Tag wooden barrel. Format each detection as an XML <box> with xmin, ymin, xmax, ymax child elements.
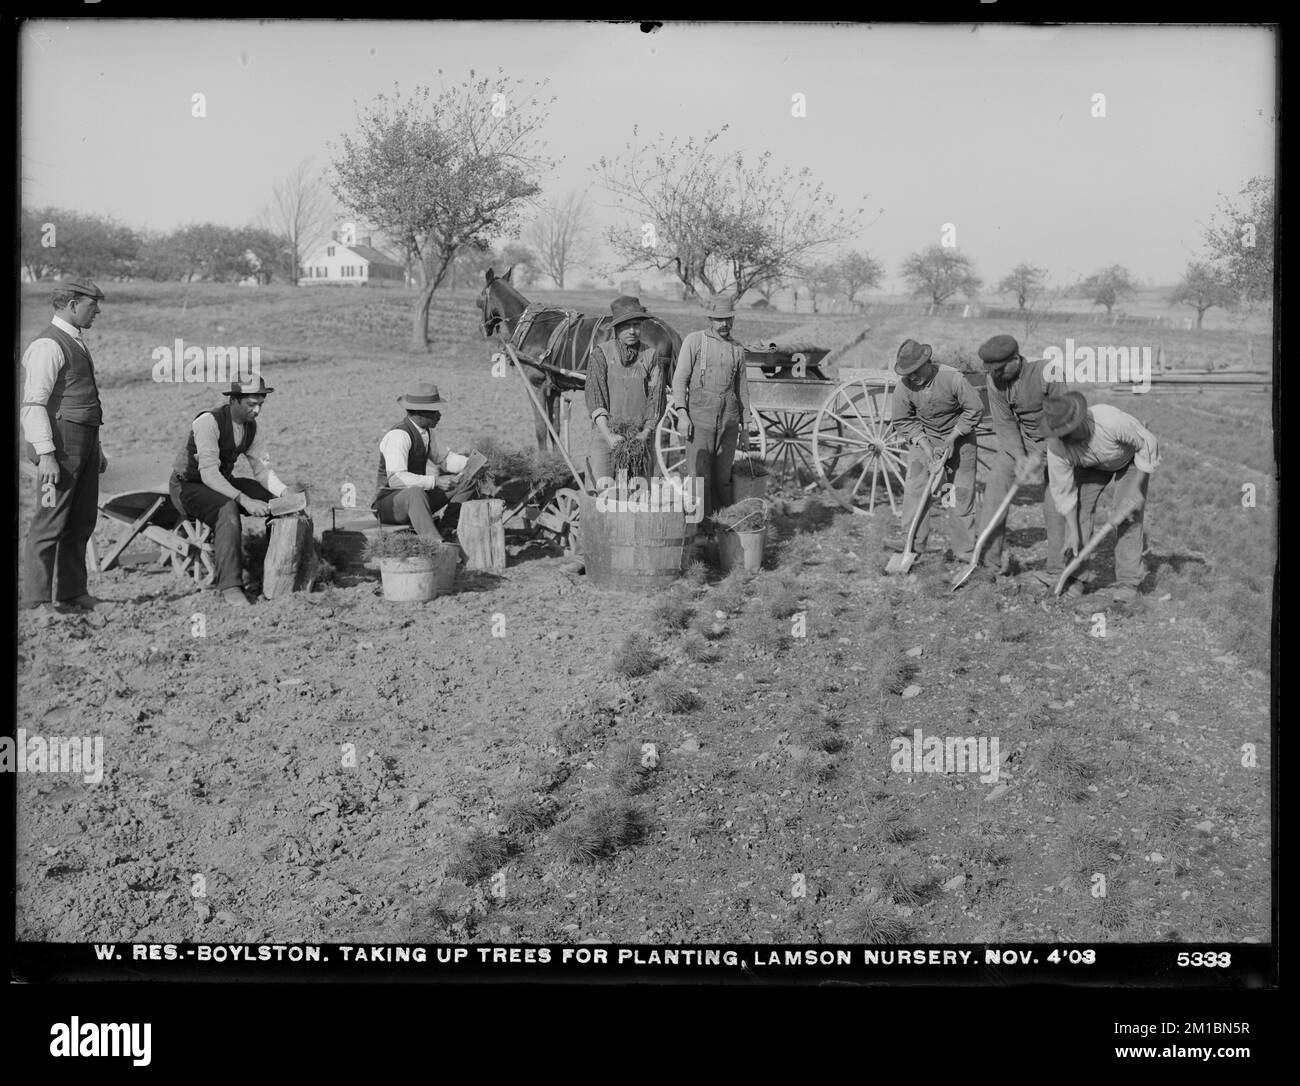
<box><xmin>580</xmin><ymin>490</ymin><xmax>690</xmax><ymax>592</ymax></box>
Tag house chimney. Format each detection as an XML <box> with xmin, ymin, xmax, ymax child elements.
<box><xmin>361</xmin><ymin>235</ymin><xmax>372</xmax><ymax>248</ymax></box>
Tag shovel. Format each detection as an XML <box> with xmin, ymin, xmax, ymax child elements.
<box><xmin>885</xmin><ymin>456</ymin><xmax>947</xmax><ymax>575</ymax></box>
<box><xmin>1054</xmin><ymin>495</ymin><xmax>1142</xmax><ymax>596</ymax></box>
<box><xmin>951</xmin><ymin>451</ymin><xmax>1044</xmax><ymax>592</ymax></box>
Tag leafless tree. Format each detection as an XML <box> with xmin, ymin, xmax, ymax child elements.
<box><xmin>593</xmin><ymin>126</ymin><xmax>864</xmax><ymax>303</ymax></box>
<box><xmin>526</xmin><ymin>190</ymin><xmax>593</xmax><ymax>288</ymax></box>
<box><xmin>260</xmin><ymin>158</ymin><xmax>336</xmax><ymax>286</ymax></box>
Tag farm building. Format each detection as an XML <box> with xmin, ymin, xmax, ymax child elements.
<box><xmin>299</xmin><ymin>233</ymin><xmax>406</xmax><ymax>286</ymax></box>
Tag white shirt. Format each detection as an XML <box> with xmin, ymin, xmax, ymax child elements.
<box><xmin>191</xmin><ymin>411</ymin><xmax>287</xmax><ymax>501</ymax></box>
<box><xmin>379</xmin><ymin>426</ymin><xmax>469</xmax><ymax>490</ymax></box>
<box><xmin>1047</xmin><ymin>404</ymin><xmax>1160</xmax><ymax>517</ymax></box>
<box><xmin>20</xmin><ymin>316</ymin><xmax>94</xmax><ymax>455</ymax></box>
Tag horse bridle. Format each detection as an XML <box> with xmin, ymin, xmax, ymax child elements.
<box><xmin>481</xmin><ymin>280</ymin><xmax>501</xmax><ymax>340</ymax></box>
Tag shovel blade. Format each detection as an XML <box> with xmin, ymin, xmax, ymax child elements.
<box><xmin>950</xmin><ymin>564</ymin><xmax>976</xmax><ymax>592</ymax></box>
<box><xmin>886</xmin><ymin>552</ymin><xmax>917</xmax><ymax>575</ymax></box>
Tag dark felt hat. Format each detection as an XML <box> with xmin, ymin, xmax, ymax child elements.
<box><xmin>979</xmin><ymin>334</ymin><xmax>1022</xmax><ymax>366</ymax></box>
<box><xmin>222</xmin><ymin>375</ymin><xmax>275</xmax><ymax>397</ymax></box>
<box><xmin>704</xmin><ymin>294</ymin><xmax>736</xmax><ymax>318</ymax></box>
<box><xmin>1043</xmin><ymin>391</ymin><xmax>1089</xmax><ymax>438</ymax></box>
<box><xmin>894</xmin><ymin>339</ymin><xmax>934</xmax><ymax>375</ymax></box>
<box><xmin>610</xmin><ymin>296</ymin><xmax>651</xmax><ymax>328</ymax></box>
<box><xmin>397</xmin><ymin>382</ymin><xmax>450</xmax><ymax>411</ymax></box>
<box><xmin>61</xmin><ymin>278</ymin><xmax>105</xmax><ymax>300</ymax></box>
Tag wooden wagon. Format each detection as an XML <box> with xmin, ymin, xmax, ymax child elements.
<box><xmin>656</xmin><ymin>334</ymin><xmax>996</xmax><ymax>516</ymax></box>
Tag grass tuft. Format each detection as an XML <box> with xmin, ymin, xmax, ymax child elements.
<box><xmin>611</xmin><ymin>633</ymin><xmax>664</xmax><ymax>678</ymax></box>
<box><xmin>648</xmin><ymin>675</ymin><xmax>700</xmax><ymax>713</ymax></box>
<box><xmin>651</xmin><ymin>595</ymin><xmax>695</xmax><ymax>632</ymax></box>
<box><xmin>446</xmin><ymin>828</ymin><xmax>509</xmax><ymax>884</ymax></box>
<box><xmin>841</xmin><ymin>902</ymin><xmax>914</xmax><ymax>944</ymax></box>
<box><xmin>680</xmin><ymin>631</ymin><xmax>721</xmax><ymax>663</ymax></box>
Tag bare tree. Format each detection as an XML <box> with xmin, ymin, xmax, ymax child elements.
<box><xmin>331</xmin><ymin>72</ymin><xmax>557</xmax><ymax>350</ymax></box>
<box><xmin>1075</xmin><ymin>264</ymin><xmax>1136</xmax><ymax>317</ymax></box>
<box><xmin>526</xmin><ymin>190</ymin><xmax>593</xmax><ymax>288</ymax></box>
<box><xmin>260</xmin><ymin>158</ymin><xmax>335</xmax><ymax>286</ymax></box>
<box><xmin>833</xmin><ymin>250</ymin><xmax>885</xmax><ymax>308</ymax></box>
<box><xmin>995</xmin><ymin>262</ymin><xmax>1048</xmax><ymax>311</ymax></box>
<box><xmin>593</xmin><ymin>126</ymin><xmax>865</xmax><ymax>303</ymax></box>
<box><xmin>1169</xmin><ymin>261</ymin><xmax>1237</xmax><ymax>330</ymax></box>
<box><xmin>799</xmin><ymin>261</ymin><xmax>843</xmax><ymax>314</ymax></box>
<box><xmin>1203</xmin><ymin>176</ymin><xmax>1274</xmax><ymax>308</ymax></box>
<box><xmin>900</xmin><ymin>245</ymin><xmax>983</xmax><ymax>306</ymax></box>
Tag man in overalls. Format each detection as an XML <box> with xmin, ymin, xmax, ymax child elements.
<box><xmin>584</xmin><ymin>296</ymin><xmax>669</xmax><ymax>486</ymax></box>
<box><xmin>670</xmin><ymin>294</ymin><xmax>752</xmax><ymax>532</ymax></box>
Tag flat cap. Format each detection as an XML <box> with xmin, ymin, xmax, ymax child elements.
<box><xmin>978</xmin><ymin>334</ymin><xmax>1021</xmax><ymax>365</ymax></box>
<box><xmin>60</xmin><ymin>278</ymin><xmax>105</xmax><ymax>300</ymax></box>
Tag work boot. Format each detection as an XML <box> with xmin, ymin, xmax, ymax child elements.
<box><xmin>58</xmin><ymin>594</ymin><xmax>108</xmax><ymax>613</ymax></box>
<box><xmin>222</xmin><ymin>587</ymin><xmax>253</xmax><ymax>607</ymax></box>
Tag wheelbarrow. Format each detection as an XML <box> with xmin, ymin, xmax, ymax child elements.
<box><xmin>89</xmin><ymin>455</ymin><xmax>303</xmax><ymax>588</ymax></box>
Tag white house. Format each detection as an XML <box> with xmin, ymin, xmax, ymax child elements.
<box><xmin>300</xmin><ymin>231</ymin><xmax>406</xmax><ymax>286</ymax></box>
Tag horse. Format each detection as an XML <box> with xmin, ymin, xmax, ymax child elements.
<box><xmin>477</xmin><ymin>267</ymin><xmax>683</xmax><ymax>455</ymax></box>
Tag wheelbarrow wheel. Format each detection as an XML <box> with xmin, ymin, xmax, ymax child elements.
<box><xmin>171</xmin><ymin>518</ymin><xmax>217</xmax><ymax>587</ymax></box>
<box><xmin>538</xmin><ymin>488</ymin><xmax>582</xmax><ymax>556</ymax></box>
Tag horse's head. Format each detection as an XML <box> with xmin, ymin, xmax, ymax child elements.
<box><xmin>478</xmin><ymin>266</ymin><xmax>523</xmax><ymax>340</ymax></box>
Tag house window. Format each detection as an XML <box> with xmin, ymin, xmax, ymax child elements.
<box><xmin>320</xmin><ymin>267</ymin><xmax>327</xmax><ymax>278</ymax></box>
<box><xmin>327</xmin><ymin>246</ymin><xmax>335</xmax><ymax>257</ymax></box>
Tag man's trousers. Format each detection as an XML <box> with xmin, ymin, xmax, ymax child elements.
<box><xmin>23</xmin><ymin>420</ymin><xmax>100</xmax><ymax>606</ymax></box>
<box><xmin>170</xmin><ymin>476</ymin><xmax>274</xmax><ymax>591</ymax></box>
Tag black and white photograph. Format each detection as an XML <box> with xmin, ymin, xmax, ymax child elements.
<box><xmin>11</xmin><ymin>16</ymin><xmax>1276</xmax><ymax>1012</ymax></box>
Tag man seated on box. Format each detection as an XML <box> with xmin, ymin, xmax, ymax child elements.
<box><xmin>372</xmin><ymin>383</ymin><xmax>470</xmax><ymax>543</ymax></box>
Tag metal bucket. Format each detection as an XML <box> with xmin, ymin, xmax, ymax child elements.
<box><xmin>717</xmin><ymin>527</ymin><xmax>767</xmax><ymax>572</ymax></box>
<box><xmin>379</xmin><ymin>544</ymin><xmax>458</xmax><ymax>601</ymax></box>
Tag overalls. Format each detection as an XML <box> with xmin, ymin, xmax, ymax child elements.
<box><xmin>588</xmin><ymin>346</ymin><xmax>658</xmax><ymax>484</ymax></box>
<box><xmin>683</xmin><ymin>336</ymin><xmax>747</xmax><ymax>526</ymax></box>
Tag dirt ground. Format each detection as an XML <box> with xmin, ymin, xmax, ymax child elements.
<box><xmin>14</xmin><ymin>285</ymin><xmax>1273</xmax><ymax>945</ymax></box>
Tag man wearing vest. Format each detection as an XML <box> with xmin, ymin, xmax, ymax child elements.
<box><xmin>1042</xmin><ymin>391</ymin><xmax>1159</xmax><ymax>604</ymax></box>
<box><xmin>20</xmin><ymin>279</ymin><xmax>110</xmax><ymax>613</ymax></box>
<box><xmin>169</xmin><ymin>376</ymin><xmax>291</xmax><ymax>607</ymax></box>
<box><xmin>373</xmin><ymin>383</ymin><xmax>469</xmax><ymax>543</ymax></box>
<box><xmin>976</xmin><ymin>334</ymin><xmax>1073</xmax><ymax>591</ymax></box>
<box><xmin>890</xmin><ymin>339</ymin><xmax>984</xmax><ymax>565</ymax></box>
<box><xmin>584</xmin><ymin>296</ymin><xmax>669</xmax><ymax>485</ymax></box>
<box><xmin>670</xmin><ymin>294</ymin><xmax>752</xmax><ymax>531</ymax></box>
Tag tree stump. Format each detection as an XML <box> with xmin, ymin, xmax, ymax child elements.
<box><xmin>458</xmin><ymin>499</ymin><xmax>506</xmax><ymax>571</ymax></box>
<box><xmin>262</xmin><ymin>513</ymin><xmax>319</xmax><ymax>599</ymax></box>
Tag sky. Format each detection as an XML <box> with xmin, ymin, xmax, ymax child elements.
<box><xmin>20</xmin><ymin>20</ymin><xmax>1277</xmax><ymax>290</ymax></box>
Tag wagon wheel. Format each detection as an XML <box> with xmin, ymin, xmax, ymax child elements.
<box><xmin>754</xmin><ymin>408</ymin><xmax>842</xmax><ymax>482</ymax></box>
<box><xmin>654</xmin><ymin>407</ymin><xmax>690</xmax><ymax>499</ymax></box>
<box><xmin>812</xmin><ymin>377</ymin><xmax>908</xmax><ymax>516</ymax></box>
<box><xmin>170</xmin><ymin>518</ymin><xmax>217</xmax><ymax>587</ymax></box>
<box><xmin>746</xmin><ymin>406</ymin><xmax>767</xmax><ymax>461</ymax></box>
<box><xmin>538</xmin><ymin>488</ymin><xmax>582</xmax><ymax>556</ymax></box>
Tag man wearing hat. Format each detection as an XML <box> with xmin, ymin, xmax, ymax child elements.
<box><xmin>976</xmin><ymin>334</ymin><xmax>1071</xmax><ymax>589</ymax></box>
<box><xmin>584</xmin><ymin>296</ymin><xmax>670</xmax><ymax>485</ymax></box>
<box><xmin>20</xmin><ymin>279</ymin><xmax>110</xmax><ymax>613</ymax></box>
<box><xmin>890</xmin><ymin>339</ymin><xmax>984</xmax><ymax>564</ymax></box>
<box><xmin>1042</xmin><ymin>391</ymin><xmax>1159</xmax><ymax>603</ymax></box>
<box><xmin>170</xmin><ymin>376</ymin><xmax>294</xmax><ymax>606</ymax></box>
<box><xmin>670</xmin><ymin>294</ymin><xmax>752</xmax><ymax>528</ymax></box>
<box><xmin>372</xmin><ymin>383</ymin><xmax>470</xmax><ymax>544</ymax></box>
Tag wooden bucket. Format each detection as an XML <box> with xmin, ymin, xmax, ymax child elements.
<box><xmin>717</xmin><ymin>527</ymin><xmax>767</xmax><ymax>572</ymax></box>
<box><xmin>579</xmin><ymin>490</ymin><xmax>690</xmax><ymax>592</ymax></box>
